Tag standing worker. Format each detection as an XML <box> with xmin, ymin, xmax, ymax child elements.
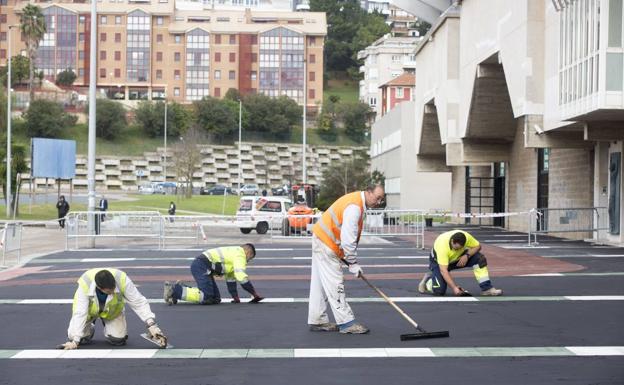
<box><xmin>58</xmin><ymin>268</ymin><xmax>167</xmax><ymax>349</ymax></box>
<box><xmin>308</xmin><ymin>185</ymin><xmax>386</xmax><ymax>334</ymax></box>
<box><xmin>98</xmin><ymin>195</ymin><xmax>109</xmax><ymax>222</ymax></box>
<box><xmin>418</xmin><ymin>230</ymin><xmax>503</xmax><ymax>296</ymax></box>
<box><xmin>56</xmin><ymin>195</ymin><xmax>70</xmax><ymax>229</ymax></box>
<box><xmin>163</xmin><ymin>244</ymin><xmax>263</xmax><ymax>305</ymax></box>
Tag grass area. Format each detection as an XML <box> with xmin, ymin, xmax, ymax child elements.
<box><xmin>324</xmin><ymin>78</ymin><xmax>360</xmax><ymax>104</ymax></box>
<box><xmin>66</xmin><ymin>124</ymin><xmax>166</xmax><ymax>156</ymax></box>
<box><xmin>0</xmin><ymin>194</ymin><xmax>242</xmax><ymax>221</ymax></box>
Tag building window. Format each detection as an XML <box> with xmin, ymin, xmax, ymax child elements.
<box><xmin>229</xmin><ymin>52</ymin><xmax>236</xmax><ymax>62</ymax></box>
<box><xmin>369</xmin><ymin>97</ymin><xmax>377</xmax><ymax>106</ymax></box>
<box><xmin>251</xmin><ymin>71</ymin><xmax>257</xmax><ymax>81</ymax></box>
<box><xmin>229</xmin><ymin>34</ymin><xmax>236</xmax><ymax>44</ymax></box>
<box><xmin>174</xmin><ymin>69</ymin><xmax>180</xmax><ymax>80</ymax></box>
<box><xmin>79</xmin><ymin>15</ymin><xmax>85</xmax><ymax>24</ymax></box>
<box><xmin>391</xmin><ymin>55</ymin><xmax>400</xmax><ymax>63</ymax></box>
<box><xmin>156</xmin><ymin>52</ymin><xmax>163</xmax><ymax>61</ymax></box>
<box><xmin>214</xmin><ymin>87</ymin><xmax>220</xmax><ymax>97</ymax></box>
<box><xmin>309</xmin><ymin>54</ymin><xmax>315</xmax><ymax>63</ymax></box>
<box><xmin>114</xmin><ymin>68</ymin><xmax>120</xmax><ymax>77</ymax></box>
<box><xmin>156</xmin><ymin>69</ymin><xmax>162</xmax><ymax>79</ymax></box>
<box><xmin>174</xmin><ymin>35</ymin><xmax>181</xmax><ymax>43</ymax></box>
<box><xmin>174</xmin><ymin>87</ymin><xmax>180</xmax><ymax>96</ymax></box>
<box><xmin>156</xmin><ymin>17</ymin><xmax>164</xmax><ymax>25</ymax></box>
<box><xmin>78</xmin><ymin>50</ymin><xmax>84</xmax><ymax>60</ymax></box>
<box><xmin>215</xmin><ymin>52</ymin><xmax>221</xmax><ymax>62</ymax></box>
<box><xmin>215</xmin><ymin>34</ymin><xmax>221</xmax><ymax>44</ymax></box>
<box><xmin>100</xmin><ymin>15</ymin><xmax>107</xmax><ymax>24</ymax></box>
<box><xmin>259</xmin><ymin>27</ymin><xmax>304</xmax><ymax>103</ymax></box>
<box><xmin>185</xmin><ymin>28</ymin><xmax>210</xmax><ymax>100</ymax></box>
<box><xmin>309</xmin><ymin>71</ymin><xmax>315</xmax><ymax>81</ymax></box>
<box><xmin>126</xmin><ymin>9</ymin><xmax>151</xmax><ymax>83</ymax></box>
<box><xmin>251</xmin><ymin>53</ymin><xmax>257</xmax><ymax>62</ymax></box>
<box><xmin>79</xmin><ymin>33</ymin><xmax>85</xmax><ymax>42</ymax></box>
<box><xmin>100</xmin><ymin>68</ymin><xmax>106</xmax><ymax>78</ymax></box>
<box><xmin>157</xmin><ymin>34</ymin><xmax>163</xmax><ymax>43</ymax></box>
<box><xmin>395</xmin><ymin>87</ymin><xmax>404</xmax><ymax>98</ymax></box>
<box><xmin>0</xmin><ymin>32</ymin><xmax>6</xmax><ymax>41</ymax></box>
<box><xmin>214</xmin><ymin>70</ymin><xmax>221</xmax><ymax>79</ymax></box>
<box><xmin>115</xmin><ymin>51</ymin><xmax>121</xmax><ymax>61</ymax></box>
<box><xmin>78</xmin><ymin>68</ymin><xmax>84</xmax><ymax>77</ymax></box>
<box><xmin>115</xmin><ymin>15</ymin><xmax>122</xmax><ymax>24</ymax></box>
<box><xmin>308</xmin><ymin>36</ymin><xmax>315</xmax><ymax>46</ymax></box>
<box><xmin>100</xmin><ymin>50</ymin><xmax>106</xmax><ymax>60</ymax></box>
<box><xmin>0</xmin><ymin>49</ymin><xmax>5</xmax><ymax>59</ymax></box>
<box><xmin>174</xmin><ymin>52</ymin><xmax>181</xmax><ymax>62</ymax></box>
<box><xmin>229</xmin><ymin>70</ymin><xmax>235</xmax><ymax>80</ymax></box>
<box><xmin>115</xmin><ymin>33</ymin><xmax>121</xmax><ymax>43</ymax></box>
<box><xmin>251</xmin><ymin>35</ymin><xmax>258</xmax><ymax>44</ymax></box>
<box><xmin>309</xmin><ymin>89</ymin><xmax>315</xmax><ymax>99</ymax></box>
<box><xmin>0</xmin><ymin>14</ymin><xmax>6</xmax><ymax>23</ymax></box>
<box><xmin>100</xmin><ymin>32</ymin><xmax>106</xmax><ymax>42</ymax></box>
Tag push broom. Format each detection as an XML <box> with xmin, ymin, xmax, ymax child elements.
<box><xmin>359</xmin><ymin>274</ymin><xmax>450</xmax><ymax>341</ymax></box>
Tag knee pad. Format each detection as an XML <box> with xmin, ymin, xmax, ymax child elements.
<box><xmin>105</xmin><ymin>334</ymin><xmax>128</xmax><ymax>346</ymax></box>
<box><xmin>478</xmin><ymin>254</ymin><xmax>488</xmax><ymax>268</ymax></box>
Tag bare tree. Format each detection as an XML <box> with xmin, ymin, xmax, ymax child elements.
<box><xmin>173</xmin><ymin>126</ymin><xmax>203</xmax><ymax>199</ymax></box>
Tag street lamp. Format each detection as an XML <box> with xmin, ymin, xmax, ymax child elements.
<box><xmin>237</xmin><ymin>99</ymin><xmax>242</xmax><ymax>195</ymax></box>
<box><xmin>6</xmin><ymin>25</ymin><xmax>18</xmax><ymax>218</ymax></box>
<box><xmin>163</xmin><ymin>99</ymin><xmax>167</xmax><ymax>182</ymax></box>
<box><xmin>87</xmin><ymin>0</ymin><xmax>98</xmax><ymax>246</ymax></box>
<box><xmin>302</xmin><ymin>58</ymin><xmax>307</xmax><ymax>185</ymax></box>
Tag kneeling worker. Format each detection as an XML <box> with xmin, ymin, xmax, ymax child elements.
<box><xmin>419</xmin><ymin>230</ymin><xmax>503</xmax><ymax>296</ymax></box>
<box><xmin>164</xmin><ymin>243</ymin><xmax>263</xmax><ymax>305</ymax></box>
<box><xmin>59</xmin><ymin>268</ymin><xmax>167</xmax><ymax>349</ymax></box>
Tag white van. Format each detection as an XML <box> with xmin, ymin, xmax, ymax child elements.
<box><xmin>236</xmin><ymin>196</ymin><xmax>292</xmax><ymax>234</ymax></box>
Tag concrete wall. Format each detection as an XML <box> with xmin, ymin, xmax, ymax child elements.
<box><xmin>506</xmin><ymin>119</ymin><xmax>538</xmax><ymax>231</ymax></box>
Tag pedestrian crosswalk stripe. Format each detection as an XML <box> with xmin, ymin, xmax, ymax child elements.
<box><xmin>2</xmin><ymin>295</ymin><xmax>624</xmax><ymax>305</ymax></box>
<box><xmin>1</xmin><ymin>346</ymin><xmax>623</xmax><ymax>359</ymax></box>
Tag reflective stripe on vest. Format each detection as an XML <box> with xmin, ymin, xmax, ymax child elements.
<box><xmin>73</xmin><ymin>268</ymin><xmax>127</xmax><ymax>321</ymax></box>
<box><xmin>312</xmin><ymin>191</ymin><xmax>364</xmax><ymax>258</ymax></box>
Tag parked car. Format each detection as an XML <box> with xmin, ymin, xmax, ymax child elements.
<box><xmin>239</xmin><ymin>184</ymin><xmax>260</xmax><ymax>196</ymax></box>
<box><xmin>236</xmin><ymin>196</ymin><xmax>292</xmax><ymax>234</ymax></box>
<box><xmin>200</xmin><ymin>185</ymin><xmax>234</xmax><ymax>196</ymax></box>
<box><xmin>138</xmin><ymin>182</ymin><xmax>165</xmax><ymax>195</ymax></box>
<box><xmin>271</xmin><ymin>186</ymin><xmax>287</xmax><ymax>196</ymax></box>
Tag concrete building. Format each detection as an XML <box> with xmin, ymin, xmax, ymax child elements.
<box><xmin>357</xmin><ymin>35</ymin><xmax>418</xmax><ymax>119</ymax></box>
<box><xmin>371</xmin><ymin>101</ymin><xmax>452</xmax><ymax>211</ymax></box>
<box><xmin>359</xmin><ymin>1</ymin><xmax>418</xmax><ymax>36</ymax></box>
<box><xmin>388</xmin><ymin>0</ymin><xmax>624</xmax><ymax>244</ymax></box>
<box><xmin>379</xmin><ymin>71</ymin><xmax>414</xmax><ymax>116</ymax></box>
<box><xmin>0</xmin><ymin>0</ymin><xmax>326</xmax><ymax>108</ymax></box>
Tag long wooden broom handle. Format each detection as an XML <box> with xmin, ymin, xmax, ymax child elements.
<box><xmin>359</xmin><ymin>274</ymin><xmax>420</xmax><ymax>330</ymax></box>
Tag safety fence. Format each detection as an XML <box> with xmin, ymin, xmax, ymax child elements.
<box><xmin>528</xmin><ymin>207</ymin><xmax>609</xmax><ymax>243</ymax></box>
<box><xmin>1</xmin><ymin>222</ymin><xmax>23</xmax><ymax>267</ymax></box>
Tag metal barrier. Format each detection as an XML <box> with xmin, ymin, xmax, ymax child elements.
<box><xmin>529</xmin><ymin>207</ymin><xmax>608</xmax><ymax>243</ymax></box>
<box><xmin>1</xmin><ymin>222</ymin><xmax>22</xmax><ymax>266</ymax></box>
<box><xmin>161</xmin><ymin>214</ymin><xmax>237</xmax><ymax>248</ymax></box>
<box><xmin>268</xmin><ymin>214</ymin><xmax>321</xmax><ymax>238</ymax></box>
<box><xmin>66</xmin><ymin>211</ymin><xmax>162</xmax><ymax>250</ymax></box>
<box><xmin>363</xmin><ymin>210</ymin><xmax>426</xmax><ymax>248</ymax></box>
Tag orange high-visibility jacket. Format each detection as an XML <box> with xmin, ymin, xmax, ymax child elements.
<box><xmin>312</xmin><ymin>191</ymin><xmax>364</xmax><ymax>257</ymax></box>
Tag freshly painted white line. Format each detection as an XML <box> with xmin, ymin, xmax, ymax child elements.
<box><xmin>12</xmin><ymin>350</ymin><xmax>64</xmax><ymax>359</ymax></box>
<box><xmin>385</xmin><ymin>348</ymin><xmax>435</xmax><ymax>357</ymax></box>
<box><xmin>19</xmin><ymin>299</ymin><xmax>71</xmax><ymax>304</ymax></box>
<box><xmin>80</xmin><ymin>258</ymin><xmax>136</xmax><ymax>262</ymax></box>
<box><xmin>294</xmin><ymin>349</ymin><xmax>341</xmax><ymax>358</ymax></box>
<box><xmin>519</xmin><ymin>273</ymin><xmax>564</xmax><ymax>277</ymax></box>
<box><xmin>61</xmin><ymin>349</ymin><xmax>113</xmax><ymax>359</ymax></box>
<box><xmin>340</xmin><ymin>348</ymin><xmax>388</xmax><ymax>358</ymax></box>
<box><xmin>546</xmin><ymin>254</ymin><xmax>624</xmax><ymax>258</ymax></box>
<box><xmin>491</xmin><ymin>234</ymin><xmax>530</xmax><ymax>237</ymax></box>
<box><xmin>565</xmin><ymin>346</ymin><xmax>624</xmax><ymax>356</ymax></box>
<box><xmin>565</xmin><ymin>295</ymin><xmax>624</xmax><ymax>301</ymax></box>
<box><xmin>106</xmin><ymin>349</ymin><xmax>157</xmax><ymax>358</ymax></box>
<box><xmin>499</xmin><ymin>245</ymin><xmax>551</xmax><ymax>249</ymax></box>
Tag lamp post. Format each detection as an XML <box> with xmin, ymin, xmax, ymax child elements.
<box><xmin>87</xmin><ymin>0</ymin><xmax>98</xmax><ymax>246</ymax></box>
<box><xmin>302</xmin><ymin>58</ymin><xmax>307</xmax><ymax>185</ymax></box>
<box><xmin>237</xmin><ymin>99</ymin><xmax>242</xmax><ymax>194</ymax></box>
<box><xmin>163</xmin><ymin>99</ymin><xmax>167</xmax><ymax>182</ymax></box>
<box><xmin>6</xmin><ymin>25</ymin><xmax>18</xmax><ymax>218</ymax></box>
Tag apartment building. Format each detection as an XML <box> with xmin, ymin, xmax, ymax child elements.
<box><xmin>357</xmin><ymin>35</ymin><xmax>418</xmax><ymax>119</ymax></box>
<box><xmin>375</xmin><ymin>0</ymin><xmax>624</xmax><ymax>245</ymax></box>
<box><xmin>379</xmin><ymin>71</ymin><xmax>413</xmax><ymax>116</ymax></box>
<box><xmin>0</xmin><ymin>0</ymin><xmax>326</xmax><ymax>107</ymax></box>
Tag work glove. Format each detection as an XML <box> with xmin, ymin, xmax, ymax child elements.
<box><xmin>348</xmin><ymin>263</ymin><xmax>363</xmax><ymax>278</ymax></box>
<box><xmin>231</xmin><ymin>296</ymin><xmax>241</xmax><ymax>303</ymax></box>
<box><xmin>58</xmin><ymin>341</ymin><xmax>79</xmax><ymax>350</ymax></box>
<box><xmin>249</xmin><ymin>296</ymin><xmax>264</xmax><ymax>303</ymax></box>
<box><xmin>147</xmin><ymin>322</ymin><xmax>168</xmax><ymax>348</ymax></box>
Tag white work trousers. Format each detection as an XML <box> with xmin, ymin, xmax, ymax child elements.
<box><xmin>307</xmin><ymin>235</ymin><xmax>355</xmax><ymax>326</ymax></box>
<box><xmin>77</xmin><ymin>312</ymin><xmax>128</xmax><ymax>340</ymax></box>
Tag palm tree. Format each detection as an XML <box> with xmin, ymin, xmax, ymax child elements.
<box><xmin>20</xmin><ymin>4</ymin><xmax>46</xmax><ymax>102</ymax></box>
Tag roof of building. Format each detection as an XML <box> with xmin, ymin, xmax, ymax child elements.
<box><xmin>380</xmin><ymin>72</ymin><xmax>415</xmax><ymax>88</ymax></box>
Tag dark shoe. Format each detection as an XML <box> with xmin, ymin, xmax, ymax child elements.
<box><xmin>309</xmin><ymin>323</ymin><xmax>339</xmax><ymax>332</ymax></box>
